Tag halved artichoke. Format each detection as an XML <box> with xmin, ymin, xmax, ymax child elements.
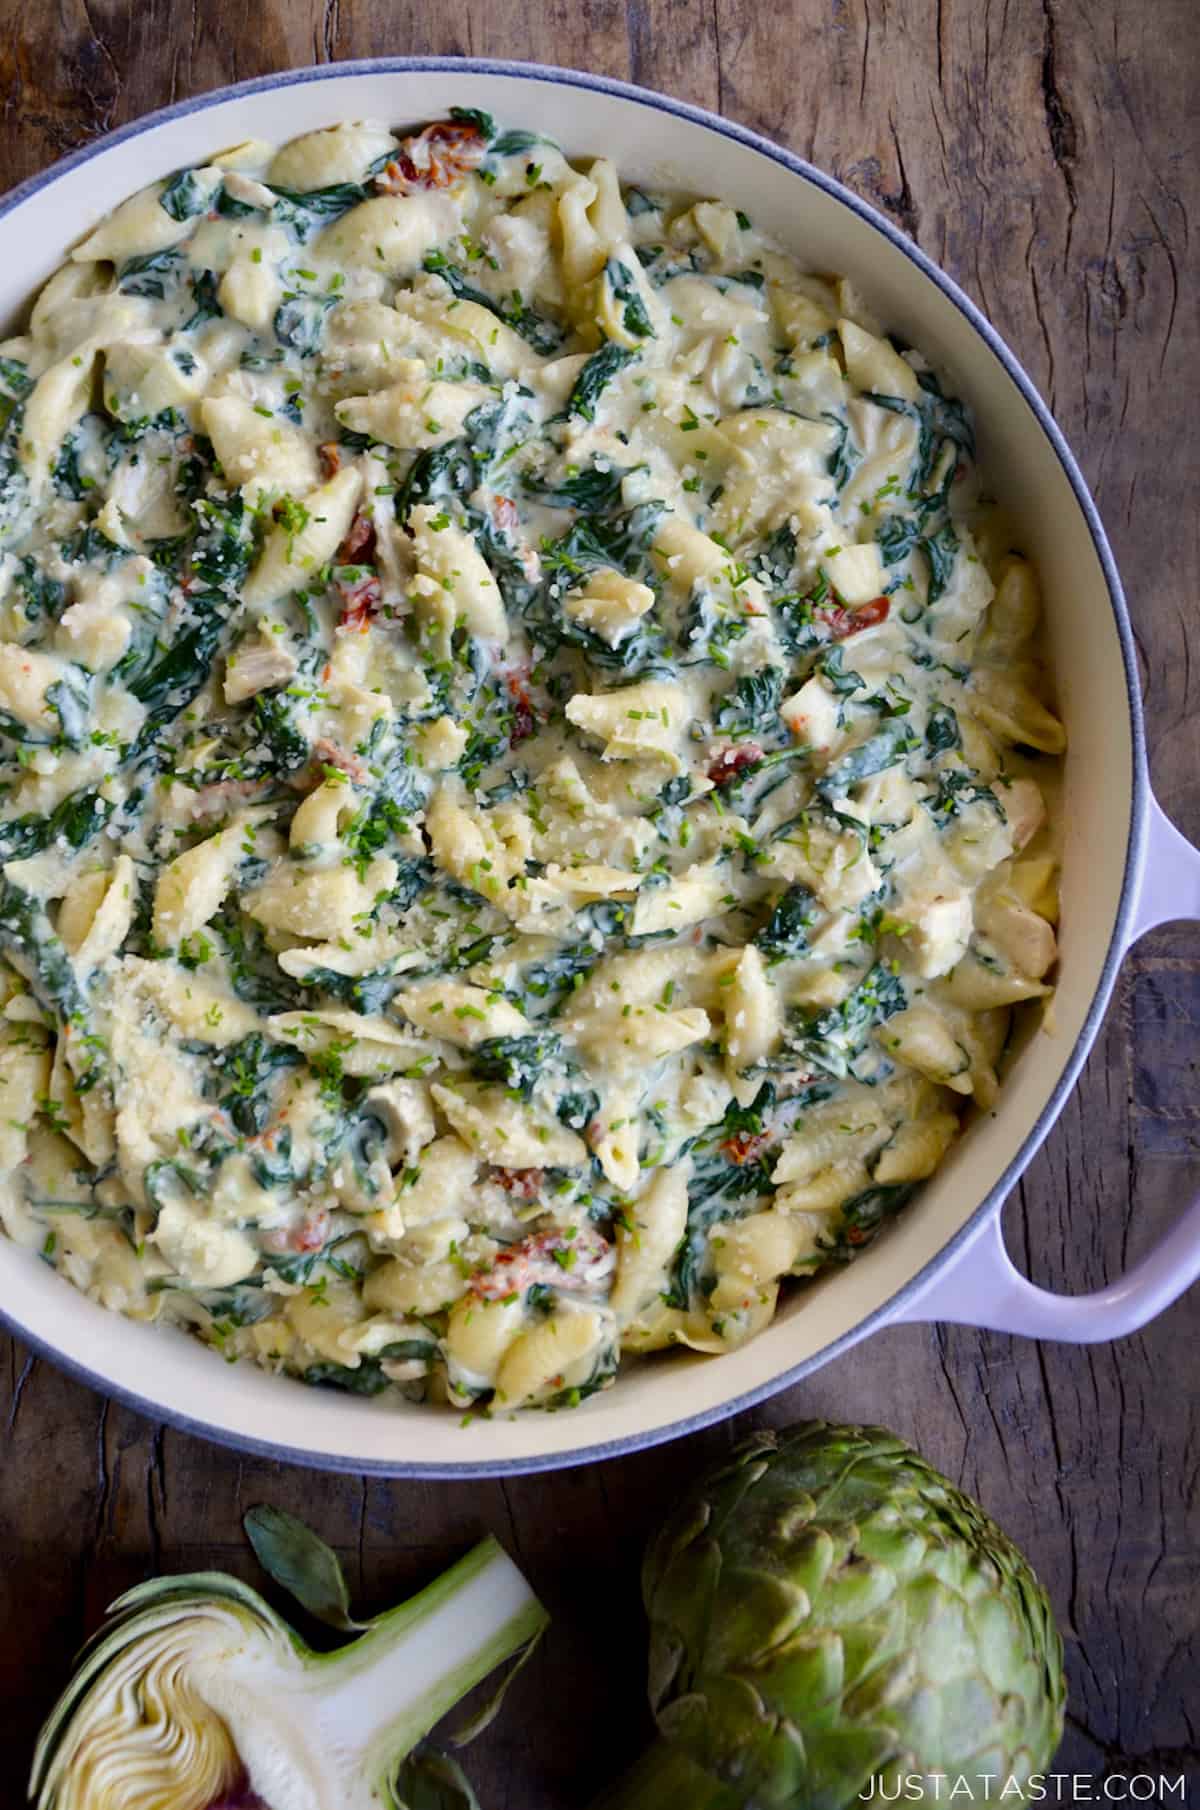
<box><xmin>30</xmin><ymin>1514</ymin><xmax>546</xmax><ymax>1810</ymax></box>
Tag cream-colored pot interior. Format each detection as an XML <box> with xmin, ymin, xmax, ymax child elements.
<box><xmin>0</xmin><ymin>65</ymin><xmax>1138</xmax><ymax>1472</ymax></box>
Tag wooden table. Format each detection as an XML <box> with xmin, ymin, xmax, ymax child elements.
<box><xmin>1</xmin><ymin>4</ymin><xmax>1196</xmax><ymax>1802</ymax></box>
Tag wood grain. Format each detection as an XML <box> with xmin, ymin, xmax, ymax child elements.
<box><xmin>0</xmin><ymin>2</ymin><xmax>1197</xmax><ymax>1802</ymax></box>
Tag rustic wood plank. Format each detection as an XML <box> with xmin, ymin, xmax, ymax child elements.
<box><xmin>0</xmin><ymin>2</ymin><xmax>1196</xmax><ymax>1802</ymax></box>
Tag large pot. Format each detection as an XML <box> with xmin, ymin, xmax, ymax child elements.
<box><xmin>2</xmin><ymin>61</ymin><xmax>1197</xmax><ymax>1476</ymax></box>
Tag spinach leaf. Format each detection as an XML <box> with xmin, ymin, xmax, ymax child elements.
<box><xmin>190</xmin><ymin>492</ymin><xmax>255</xmax><ymax>591</ymax></box>
<box><xmin>789</xmin><ymin>961</ymin><xmax>906</xmax><ymax>1081</ymax></box>
<box><xmin>457</xmin><ymin>691</ymin><xmax>515</xmax><ymax>789</ymax></box>
<box><xmin>183</xmin><ymin>269</ymin><xmax>223</xmax><ymax>329</ymax></box>
<box><xmin>923</xmin><ymin>519</ymin><xmax>959</xmax><ymax>603</ymax></box>
<box><xmin>876</xmin><ymin>514</ymin><xmax>921</xmax><ymax>566</ymax></box>
<box><xmin>773</xmin><ymin>581</ymin><xmax>828</xmax><ymax>656</ymax></box>
<box><xmin>0</xmin><ymin>788</ymin><xmax>114</xmax><ymax>862</ymax></box>
<box><xmin>821</xmin><ymin>410</ymin><xmax>860</xmax><ymax>489</ymax></box>
<box><xmin>916</xmin><ymin>368</ymin><xmax>975</xmax><ymax>462</ymax></box>
<box><xmin>212</xmin><ymin>1034</ymin><xmax>303</xmax><ymax>1135</ymax></box>
<box><xmin>714</xmin><ymin>667</ymin><xmax>784</xmax><ymax>737</ymax></box>
<box><xmin>15</xmin><ymin>557</ymin><xmax>67</xmax><ymax>623</ymax></box>
<box><xmin>45</xmin><ymin>667</ymin><xmax>92</xmax><ymax>747</ymax></box>
<box><xmin>213</xmin><ymin>908</ymin><xmax>301</xmax><ymax>1014</ymax></box>
<box><xmin>865</xmin><ymin>370</ymin><xmax>974</xmax><ymax>491</ymax></box>
<box><xmin>624</xmin><ymin>187</ymin><xmax>661</xmax><ymax>217</ymax></box>
<box><xmin>470</xmin><ymin>1032</ymin><xmax>564</xmax><ymax>1098</ymax></box>
<box><xmin>63</xmin><ymin>523</ymin><xmax>125</xmax><ymax>570</ymax></box>
<box><xmin>540</xmin><ymin>501</ymin><xmax>663</xmax><ymax>583</ymax></box>
<box><xmin>0</xmin><ymin>881</ymin><xmax>89</xmax><ymax>1030</ymax></box>
<box><xmin>565</xmin><ymin>342</ymin><xmax>638</xmax><ymax>421</ymax></box>
<box><xmin>251</xmin><ymin>688</ymin><xmax>311</xmax><ymax>774</ymax></box>
<box><xmin>815</xmin><ymin>1181</ymin><xmax>917</xmax><ymax>1263</ymax></box>
<box><xmin>390</xmin><ymin>854</ymin><xmax>436</xmax><ymax>910</ymax></box>
<box><xmin>604</xmin><ymin>259</ymin><xmax>655</xmax><ymax>339</ymax></box>
<box><xmin>815</xmin><ymin>644</ymin><xmax>866</xmax><ymax>698</ymax></box>
<box><xmin>342</xmin><ymin>754</ymin><xmax>429</xmax><ymax>873</ymax></box>
<box><xmin>874</xmin><ymin>509</ymin><xmax>958</xmax><ymax>601</ymax></box>
<box><xmin>531</xmin><ymin>503</ymin><xmax>668</xmax><ymax>675</ymax></box>
<box><xmin>395</xmin><ymin>437</ymin><xmax>477</xmax><ymax>521</ymax></box>
<box><xmin>269</xmin><ymin>181</ymin><xmax>369</xmax><ymax>221</ymax></box>
<box><xmin>928</xmin><ymin>769</ymin><xmax>1001</xmax><ymax>826</ymax></box>
<box><xmin>128</xmin><ymin>606</ymin><xmax>229</xmax><ymax>747</ymax></box>
<box><xmin>297</xmin><ymin>965</ymin><xmax>406</xmax><ymax>1016</ymax></box>
<box><xmin>755</xmin><ymin>884</ymin><xmax>820</xmax><ymax>958</ymax></box>
<box><xmin>525</xmin><ymin>460</ymin><xmax>629</xmax><ymax>512</ymax></box>
<box><xmin>305</xmin><ymin>1359</ymin><xmax>394</xmax><ymax>1395</ymax></box>
<box><xmin>556</xmin><ymin>1087</ymin><xmax>599</xmax><ymax>1133</ymax></box>
<box><xmin>522</xmin><ymin>942</ymin><xmax>601</xmax><ymax>1009</ymax></box>
<box><xmin>485</xmin><ymin>128</ymin><xmax>545</xmax><ymax>157</ymax></box>
<box><xmin>422</xmin><ymin>253</ymin><xmax>565</xmax><ymax>355</ymax></box>
<box><xmin>51</xmin><ymin>432</ymin><xmax>93</xmax><ymax>501</ymax></box>
<box><xmin>815</xmin><ymin>717</ymin><xmax>916</xmax><ymax>800</ymax></box>
<box><xmin>0</xmin><ymin>356</ymin><xmax>32</xmax><ymax>399</ymax></box>
<box><xmin>159</xmin><ymin>169</ymin><xmax>211</xmax><ymax>221</ymax></box>
<box><xmin>450</xmin><ymin>105</ymin><xmax>498</xmax><ymax>141</ymax></box>
<box><xmin>463</xmin><ymin>392</ymin><xmax>532</xmax><ymax>476</ymax></box>
<box><xmin>216</xmin><ymin>185</ymin><xmax>261</xmax><ymax>219</ymax></box>
<box><xmin>274</xmin><ymin>295</ymin><xmax>333</xmax><ymax>356</ymax></box>
<box><xmin>679</xmin><ymin>589</ymin><xmax>749</xmax><ymax>668</ymax></box>
<box><xmin>666</xmin><ymin>1157</ymin><xmax>774</xmax><ymax>1309</ymax></box>
<box><xmin>925</xmin><ymin>704</ymin><xmax>961</xmax><ymax>755</ymax></box>
<box><xmin>118</xmin><ymin>249</ymin><xmax>182</xmax><ymax>299</ymax></box>
<box><xmin>754</xmin><ymin>524</ymin><xmax>798</xmax><ymax>588</ymax></box>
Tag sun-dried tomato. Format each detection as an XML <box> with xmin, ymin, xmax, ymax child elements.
<box><xmin>374</xmin><ymin>119</ymin><xmax>487</xmax><ymax>193</ymax></box>
<box><xmin>507</xmin><ymin>671</ymin><xmax>537</xmax><ymax>745</ymax></box>
<box><xmin>260</xmin><ymin>1208</ymin><xmax>329</xmax><ymax>1255</ymax></box>
<box><xmin>707</xmin><ymin>743</ymin><xmax>764</xmax><ymax>786</ymax></box>
<box><xmin>821</xmin><ymin>594</ymin><xmax>891</xmax><ymax>640</ymax></box>
<box><xmin>491</xmin><ymin>495</ymin><xmax>521</xmax><ymax>535</ymax></box>
<box><xmin>337</xmin><ymin>510</ymin><xmax>376</xmax><ymax>565</ymax></box>
<box><xmin>720</xmin><ymin>1130</ymin><xmax>772</xmax><ymax>1166</ymax></box>
<box><xmin>489</xmin><ymin>495</ymin><xmax>541</xmax><ymax>580</ymax></box>
<box><xmin>492</xmin><ymin>1167</ymin><xmax>544</xmax><ymax>1200</ymax></box>
<box><xmin>336</xmin><ymin>571</ymin><xmax>382</xmax><ymax>633</ymax></box>
<box><xmin>312</xmin><ymin>738</ymin><xmax>370</xmax><ymax>783</ymax></box>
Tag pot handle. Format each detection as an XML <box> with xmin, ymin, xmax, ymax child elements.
<box><xmin>891</xmin><ymin>795</ymin><xmax>1200</xmax><ymax>1340</ymax></box>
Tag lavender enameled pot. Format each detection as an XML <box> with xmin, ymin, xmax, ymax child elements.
<box><xmin>1</xmin><ymin>60</ymin><xmax>1197</xmax><ymax>1477</ymax></box>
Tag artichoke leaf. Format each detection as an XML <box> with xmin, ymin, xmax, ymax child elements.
<box><xmin>393</xmin><ymin>1748</ymin><xmax>482</xmax><ymax>1810</ymax></box>
<box><xmin>704</xmin><ymin>1565</ymin><xmax>810</xmax><ymax>1671</ymax></box>
<box><xmin>244</xmin><ymin>1502</ymin><xmax>364</xmax><ymax>1632</ymax></box>
<box><xmin>447</xmin><ymin>1615</ymin><xmax>546</xmax><ymax>1747</ymax></box>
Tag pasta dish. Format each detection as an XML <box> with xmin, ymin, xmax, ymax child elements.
<box><xmin>0</xmin><ymin>111</ymin><xmax>1065</xmax><ymax>1410</ymax></box>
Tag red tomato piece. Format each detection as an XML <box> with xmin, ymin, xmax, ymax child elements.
<box><xmin>821</xmin><ymin>594</ymin><xmax>891</xmax><ymax>640</ymax></box>
<box><xmin>492</xmin><ymin>1167</ymin><xmax>545</xmax><ymax>1200</ymax></box>
<box><xmin>720</xmin><ymin>1130</ymin><xmax>772</xmax><ymax>1166</ymax></box>
<box><xmin>374</xmin><ymin>120</ymin><xmax>487</xmax><ymax>192</ymax></box>
<box><xmin>707</xmin><ymin>743</ymin><xmax>764</xmax><ymax>786</ymax></box>
<box><xmin>337</xmin><ymin>510</ymin><xmax>376</xmax><ymax>565</ymax></box>
<box><xmin>336</xmin><ymin>571</ymin><xmax>382</xmax><ymax>633</ymax></box>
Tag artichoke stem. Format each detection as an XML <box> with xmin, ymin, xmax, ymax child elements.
<box><xmin>590</xmin><ymin>1737</ymin><xmax>742</xmax><ymax>1810</ymax></box>
<box><xmin>312</xmin><ymin>1535</ymin><xmax>548</xmax><ymax>1785</ymax></box>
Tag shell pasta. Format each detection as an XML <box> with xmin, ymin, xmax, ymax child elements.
<box><xmin>0</xmin><ymin>110</ymin><xmax>1062</xmax><ymax>1412</ymax></box>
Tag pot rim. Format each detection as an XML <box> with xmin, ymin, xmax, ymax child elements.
<box><xmin>0</xmin><ymin>57</ymin><xmax>1148</xmax><ymax>1476</ymax></box>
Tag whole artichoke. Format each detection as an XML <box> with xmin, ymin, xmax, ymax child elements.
<box><xmin>602</xmin><ymin>1422</ymin><xmax>1065</xmax><ymax>1810</ymax></box>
